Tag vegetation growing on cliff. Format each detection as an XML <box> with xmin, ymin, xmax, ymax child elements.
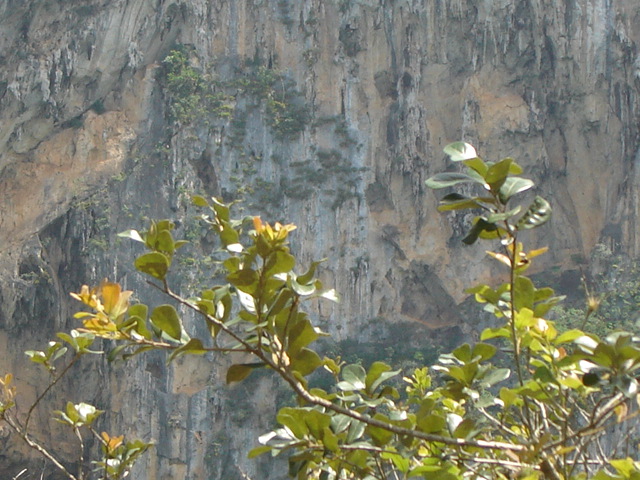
<box><xmin>162</xmin><ymin>47</ymin><xmax>310</xmax><ymax>140</ymax></box>
<box><xmin>3</xmin><ymin>144</ymin><xmax>640</xmax><ymax>479</ymax></box>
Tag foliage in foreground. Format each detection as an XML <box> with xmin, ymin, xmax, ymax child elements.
<box><xmin>3</xmin><ymin>143</ymin><xmax>640</xmax><ymax>479</ymax></box>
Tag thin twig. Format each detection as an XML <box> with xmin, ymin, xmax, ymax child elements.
<box><xmin>25</xmin><ymin>354</ymin><xmax>80</xmax><ymax>430</ymax></box>
<box><xmin>3</xmin><ymin>416</ymin><xmax>78</xmax><ymax>480</ymax></box>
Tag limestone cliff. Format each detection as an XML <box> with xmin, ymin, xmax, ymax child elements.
<box><xmin>0</xmin><ymin>0</ymin><xmax>639</xmax><ymax>478</ymax></box>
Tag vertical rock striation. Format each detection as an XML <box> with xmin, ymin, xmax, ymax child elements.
<box><xmin>0</xmin><ymin>1</ymin><xmax>639</xmax><ymax>478</ymax></box>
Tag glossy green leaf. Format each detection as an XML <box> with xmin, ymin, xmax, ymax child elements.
<box><xmin>486</xmin><ymin>206</ymin><xmax>522</xmax><ymax>223</ymax></box>
<box><xmin>481</xmin><ymin>368</ymin><xmax>511</xmax><ymax>387</ymax></box>
<box><xmin>517</xmin><ymin>196</ymin><xmax>552</xmax><ymax>230</ymax></box>
<box><xmin>297</xmin><ymin>260</ymin><xmax>325</xmax><ymax>285</ymax></box>
<box><xmin>462</xmin><ymin>157</ymin><xmax>488</xmax><ymax>175</ymax></box>
<box><xmin>168</xmin><ymin>338</ymin><xmax>207</xmax><ymax>363</ymax></box>
<box><xmin>342</xmin><ymin>364</ymin><xmax>366</xmax><ymax>389</ymax></box>
<box><xmin>484</xmin><ymin>157</ymin><xmax>513</xmax><ymax>190</ymax></box>
<box><xmin>365</xmin><ymin>361</ymin><xmax>392</xmax><ymax>393</ymax></box>
<box><xmin>425</xmin><ymin>172</ymin><xmax>484</xmax><ymax>190</ymax></box>
<box><xmin>150</xmin><ymin>305</ymin><xmax>182</xmax><ymax>340</ymax></box>
<box><xmin>210</xmin><ymin>197</ymin><xmax>231</xmax><ymax>222</ymax></box>
<box><xmin>437</xmin><ymin>193</ymin><xmax>482</xmax><ymax>212</ymax></box>
<box><xmin>462</xmin><ymin>218</ymin><xmax>498</xmax><ymax>245</ymax></box>
<box><xmin>513</xmin><ymin>276</ymin><xmax>535</xmax><ymax>311</ymax></box>
<box><xmin>264</xmin><ymin>250</ymin><xmax>296</xmax><ymax>277</ymax></box>
<box><xmin>248</xmin><ymin>445</ymin><xmax>273</xmax><ymax>459</ymax></box>
<box><xmin>290</xmin><ymin>277</ymin><xmax>317</xmax><ymax>296</ymax></box>
<box><xmin>134</xmin><ymin>252</ymin><xmax>170</xmax><ymax>280</ymax></box>
<box><xmin>128</xmin><ymin>303</ymin><xmax>148</xmax><ymax>320</ymax></box>
<box><xmin>277</xmin><ymin>408</ymin><xmax>309</xmax><ymax>439</ymax></box>
<box><xmin>556</xmin><ymin>329</ymin><xmax>585</xmax><ymax>344</ymax></box>
<box><xmin>499</xmin><ymin>176</ymin><xmax>534</xmax><ymax>201</ymax></box>
<box><xmin>443</xmin><ymin>142</ymin><xmax>478</xmax><ymax>161</ymax></box>
<box><xmin>226</xmin><ymin>363</ymin><xmax>265</xmax><ymax>384</ymax></box>
<box><xmin>480</xmin><ymin>327</ymin><xmax>510</xmax><ymax>340</ymax></box>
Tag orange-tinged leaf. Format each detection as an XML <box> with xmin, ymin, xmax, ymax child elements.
<box><xmin>101</xmin><ymin>432</ymin><xmax>124</xmax><ymax>453</ymax></box>
<box><xmin>100</xmin><ymin>282</ymin><xmax>121</xmax><ymax>314</ymax></box>
<box><xmin>253</xmin><ymin>216</ymin><xmax>263</xmax><ymax>233</ymax></box>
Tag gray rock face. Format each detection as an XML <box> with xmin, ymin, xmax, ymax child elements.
<box><xmin>0</xmin><ymin>1</ymin><xmax>639</xmax><ymax>478</ymax></box>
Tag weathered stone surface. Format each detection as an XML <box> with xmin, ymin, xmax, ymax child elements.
<box><xmin>0</xmin><ymin>1</ymin><xmax>639</xmax><ymax>478</ymax></box>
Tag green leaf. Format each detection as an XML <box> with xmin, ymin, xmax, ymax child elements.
<box><xmin>290</xmin><ymin>277</ymin><xmax>317</xmax><ymax>296</ymax></box>
<box><xmin>443</xmin><ymin>142</ymin><xmax>478</xmax><ymax>161</ymax></box>
<box><xmin>517</xmin><ymin>196</ymin><xmax>552</xmax><ymax>230</ymax></box>
<box><xmin>227</xmin><ymin>268</ymin><xmax>259</xmax><ymax>294</ymax></box>
<box><xmin>367</xmin><ymin>417</ymin><xmax>394</xmax><ymax>446</ymax></box>
<box><xmin>480</xmin><ymin>327</ymin><xmax>510</xmax><ymax>340</ymax></box>
<box><xmin>25</xmin><ymin>350</ymin><xmax>47</xmax><ymax>364</ymax></box>
<box><xmin>219</xmin><ymin>222</ymin><xmax>240</xmax><ymax>247</ymax></box>
<box><xmin>277</xmin><ymin>408</ymin><xmax>309</xmax><ymax>438</ymax></box>
<box><xmin>484</xmin><ymin>157</ymin><xmax>514</xmax><ymax>190</ymax></box>
<box><xmin>150</xmin><ymin>305</ymin><xmax>182</xmax><ymax>340</ymax></box>
<box><xmin>128</xmin><ymin>303</ymin><xmax>148</xmax><ymax>320</ymax></box>
<box><xmin>437</xmin><ymin>193</ymin><xmax>482</xmax><ymax>212</ymax></box>
<box><xmin>486</xmin><ymin>206</ymin><xmax>522</xmax><ymax>223</ymax></box>
<box><xmin>107</xmin><ymin>344</ymin><xmax>129</xmax><ymax>362</ymax></box>
<box><xmin>499</xmin><ymin>177</ymin><xmax>534</xmax><ymax>201</ymax></box>
<box><xmin>556</xmin><ymin>329</ymin><xmax>585</xmax><ymax>344</ymax></box>
<box><xmin>297</xmin><ymin>260</ymin><xmax>325</xmax><ymax>285</ymax></box>
<box><xmin>462</xmin><ymin>157</ymin><xmax>488</xmax><ymax>175</ymax></box>
<box><xmin>425</xmin><ymin>172</ymin><xmax>483</xmax><ymax>190</ymax></box>
<box><xmin>287</xmin><ymin>319</ymin><xmax>319</xmax><ymax>356</ymax></box>
<box><xmin>248</xmin><ymin>445</ymin><xmax>272</xmax><ymax>459</ymax></box>
<box><xmin>365</xmin><ymin>361</ymin><xmax>392</xmax><ymax>392</ymax></box>
<box><xmin>210</xmin><ymin>197</ymin><xmax>231</xmax><ymax>222</ymax></box>
<box><xmin>134</xmin><ymin>252</ymin><xmax>170</xmax><ymax>280</ymax></box>
<box><xmin>452</xmin><ymin>343</ymin><xmax>472</xmax><ymax>362</ymax></box>
<box><xmin>472</xmin><ymin>343</ymin><xmax>497</xmax><ymax>362</ymax></box>
<box><xmin>226</xmin><ymin>363</ymin><xmax>265</xmax><ymax>384</ymax></box>
<box><xmin>480</xmin><ymin>368</ymin><xmax>511</xmax><ymax>387</ymax></box>
<box><xmin>513</xmin><ymin>276</ymin><xmax>535</xmax><ymax>311</ymax></box>
<box><xmin>609</xmin><ymin>458</ymin><xmax>640</xmax><ymax>478</ymax></box>
<box><xmin>151</xmin><ymin>229</ymin><xmax>175</xmax><ymax>255</ymax></box>
<box><xmin>533</xmin><ymin>366</ymin><xmax>555</xmax><ymax>383</ymax></box>
<box><xmin>303</xmin><ymin>410</ymin><xmax>331</xmax><ymax>439</ymax></box>
<box><xmin>290</xmin><ymin>349</ymin><xmax>322</xmax><ymax>376</ymax></box>
<box><xmin>168</xmin><ymin>338</ymin><xmax>207</xmax><ymax>363</ymax></box>
<box><xmin>338</xmin><ymin>364</ymin><xmax>366</xmax><ymax>391</ymax></box>
<box><xmin>417</xmin><ymin>413</ymin><xmax>446</xmax><ymax>433</ymax></box>
<box><xmin>264</xmin><ymin>250</ymin><xmax>296</xmax><ymax>277</ymax></box>
<box><xmin>462</xmin><ymin>218</ymin><xmax>498</xmax><ymax>245</ymax></box>
<box><xmin>191</xmin><ymin>195</ymin><xmax>209</xmax><ymax>207</ymax></box>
